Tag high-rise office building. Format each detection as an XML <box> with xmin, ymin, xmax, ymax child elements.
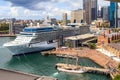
<box><xmin>98</xmin><ymin>6</ymin><xmax>101</xmax><ymax>18</ymax></box>
<box><xmin>101</xmin><ymin>6</ymin><xmax>110</xmax><ymax>21</ymax></box>
<box><xmin>70</xmin><ymin>9</ymin><xmax>85</xmax><ymax>23</ymax></box>
<box><xmin>83</xmin><ymin>0</ymin><xmax>91</xmax><ymax>24</ymax></box>
<box><xmin>91</xmin><ymin>0</ymin><xmax>97</xmax><ymax>20</ymax></box>
<box><xmin>62</xmin><ymin>13</ymin><xmax>67</xmax><ymax>25</ymax></box>
<box><xmin>110</xmin><ymin>1</ymin><xmax>118</xmax><ymax>28</ymax></box>
<box><xmin>83</xmin><ymin>0</ymin><xmax>97</xmax><ymax>24</ymax></box>
<box><xmin>117</xmin><ymin>8</ymin><xmax>120</xmax><ymax>27</ymax></box>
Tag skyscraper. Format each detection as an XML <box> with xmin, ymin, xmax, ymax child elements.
<box><xmin>62</xmin><ymin>13</ymin><xmax>67</xmax><ymax>25</ymax></box>
<box><xmin>101</xmin><ymin>6</ymin><xmax>110</xmax><ymax>21</ymax></box>
<box><xmin>83</xmin><ymin>0</ymin><xmax>97</xmax><ymax>24</ymax></box>
<box><xmin>110</xmin><ymin>1</ymin><xmax>118</xmax><ymax>28</ymax></box>
<box><xmin>83</xmin><ymin>0</ymin><xmax>91</xmax><ymax>24</ymax></box>
<box><xmin>91</xmin><ymin>0</ymin><xmax>97</xmax><ymax>20</ymax></box>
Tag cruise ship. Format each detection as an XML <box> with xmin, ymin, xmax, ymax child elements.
<box><xmin>3</xmin><ymin>26</ymin><xmax>57</xmax><ymax>55</ymax></box>
<box><xmin>3</xmin><ymin>18</ymin><xmax>90</xmax><ymax>56</ymax></box>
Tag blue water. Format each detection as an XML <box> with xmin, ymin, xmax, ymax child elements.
<box><xmin>0</xmin><ymin>37</ymin><xmax>111</xmax><ymax>80</ymax></box>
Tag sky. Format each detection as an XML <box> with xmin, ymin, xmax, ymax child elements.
<box><xmin>0</xmin><ymin>0</ymin><xmax>110</xmax><ymax>20</ymax></box>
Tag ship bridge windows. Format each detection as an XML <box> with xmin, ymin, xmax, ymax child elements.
<box><xmin>47</xmin><ymin>40</ymin><xmax>57</xmax><ymax>44</ymax></box>
<box><xmin>23</xmin><ymin>27</ymin><xmax>54</xmax><ymax>33</ymax></box>
<box><xmin>47</xmin><ymin>40</ymin><xmax>54</xmax><ymax>44</ymax></box>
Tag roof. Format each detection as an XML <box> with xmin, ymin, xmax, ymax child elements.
<box><xmin>65</xmin><ymin>33</ymin><xmax>95</xmax><ymax>41</ymax></box>
<box><xmin>108</xmin><ymin>43</ymin><xmax>120</xmax><ymax>51</ymax></box>
<box><xmin>0</xmin><ymin>68</ymin><xmax>57</xmax><ymax>80</ymax></box>
<box><xmin>105</xmin><ymin>32</ymin><xmax>120</xmax><ymax>38</ymax></box>
<box><xmin>106</xmin><ymin>0</ymin><xmax>120</xmax><ymax>2</ymax></box>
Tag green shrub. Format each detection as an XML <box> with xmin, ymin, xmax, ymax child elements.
<box><xmin>64</xmin><ymin>41</ymin><xmax>73</xmax><ymax>48</ymax></box>
<box><xmin>88</xmin><ymin>43</ymin><xmax>96</xmax><ymax>49</ymax></box>
<box><xmin>112</xmin><ymin>40</ymin><xmax>120</xmax><ymax>43</ymax></box>
<box><xmin>114</xmin><ymin>75</ymin><xmax>120</xmax><ymax>80</ymax></box>
<box><xmin>0</xmin><ymin>23</ymin><xmax>9</xmax><ymax>31</ymax></box>
<box><xmin>118</xmin><ymin>64</ymin><xmax>120</xmax><ymax>70</ymax></box>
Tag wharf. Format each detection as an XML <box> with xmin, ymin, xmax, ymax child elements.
<box><xmin>0</xmin><ymin>68</ymin><xmax>57</xmax><ymax>80</ymax></box>
<box><xmin>56</xmin><ymin>63</ymin><xmax>110</xmax><ymax>75</ymax></box>
<box><xmin>0</xmin><ymin>34</ymin><xmax>15</xmax><ymax>37</ymax></box>
<box><xmin>41</xmin><ymin>51</ymin><xmax>52</xmax><ymax>56</ymax></box>
<box><xmin>51</xmin><ymin>48</ymin><xmax>120</xmax><ymax>79</ymax></box>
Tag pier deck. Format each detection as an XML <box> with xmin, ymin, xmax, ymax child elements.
<box><xmin>51</xmin><ymin>48</ymin><xmax>120</xmax><ymax>78</ymax></box>
<box><xmin>0</xmin><ymin>68</ymin><xmax>57</xmax><ymax>80</ymax></box>
<box><xmin>56</xmin><ymin>63</ymin><xmax>110</xmax><ymax>75</ymax></box>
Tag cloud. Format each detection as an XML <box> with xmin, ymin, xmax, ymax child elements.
<box><xmin>1</xmin><ymin>0</ymin><xmax>110</xmax><ymax>19</ymax></box>
<box><xmin>5</xmin><ymin>0</ymin><xmax>58</xmax><ymax>10</ymax></box>
<box><xmin>4</xmin><ymin>0</ymin><xmax>110</xmax><ymax>11</ymax></box>
<box><xmin>24</xmin><ymin>9</ymin><xmax>30</xmax><ymax>15</ymax></box>
<box><xmin>8</xmin><ymin>7</ymin><xmax>19</xmax><ymax>16</ymax></box>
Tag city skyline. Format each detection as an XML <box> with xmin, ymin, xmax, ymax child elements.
<box><xmin>0</xmin><ymin>0</ymin><xmax>110</xmax><ymax>20</ymax></box>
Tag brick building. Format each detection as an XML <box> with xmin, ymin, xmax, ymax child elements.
<box><xmin>97</xmin><ymin>29</ymin><xmax>120</xmax><ymax>45</ymax></box>
<box><xmin>97</xmin><ymin>29</ymin><xmax>120</xmax><ymax>58</ymax></box>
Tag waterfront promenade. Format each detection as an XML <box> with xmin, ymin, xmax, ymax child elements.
<box><xmin>51</xmin><ymin>47</ymin><xmax>120</xmax><ymax>78</ymax></box>
<box><xmin>0</xmin><ymin>34</ymin><xmax>15</xmax><ymax>37</ymax></box>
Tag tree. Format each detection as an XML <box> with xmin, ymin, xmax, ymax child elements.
<box><xmin>100</xmin><ymin>22</ymin><xmax>109</xmax><ymax>28</ymax></box>
<box><xmin>88</xmin><ymin>43</ymin><xmax>96</xmax><ymax>49</ymax></box>
<box><xmin>114</xmin><ymin>75</ymin><xmax>120</xmax><ymax>80</ymax></box>
<box><xmin>118</xmin><ymin>64</ymin><xmax>120</xmax><ymax>70</ymax></box>
<box><xmin>112</xmin><ymin>28</ymin><xmax>119</xmax><ymax>32</ymax></box>
<box><xmin>0</xmin><ymin>23</ymin><xmax>9</xmax><ymax>31</ymax></box>
<box><xmin>64</xmin><ymin>40</ymin><xmax>73</xmax><ymax>48</ymax></box>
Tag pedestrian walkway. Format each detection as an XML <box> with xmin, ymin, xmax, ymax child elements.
<box><xmin>97</xmin><ymin>49</ymin><xmax>120</xmax><ymax>62</ymax></box>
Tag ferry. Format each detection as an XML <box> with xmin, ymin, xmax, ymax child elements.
<box><xmin>3</xmin><ymin>26</ymin><xmax>57</xmax><ymax>55</ymax></box>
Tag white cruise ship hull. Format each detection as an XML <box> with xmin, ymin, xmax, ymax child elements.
<box><xmin>4</xmin><ymin>42</ymin><xmax>57</xmax><ymax>55</ymax></box>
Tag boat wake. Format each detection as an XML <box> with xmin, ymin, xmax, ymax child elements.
<box><xmin>51</xmin><ymin>72</ymin><xmax>59</xmax><ymax>77</ymax></box>
<box><xmin>0</xmin><ymin>46</ymin><xmax>4</xmax><ymax>48</ymax></box>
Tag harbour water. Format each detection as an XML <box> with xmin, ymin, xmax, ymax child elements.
<box><xmin>0</xmin><ymin>37</ymin><xmax>111</xmax><ymax>80</ymax></box>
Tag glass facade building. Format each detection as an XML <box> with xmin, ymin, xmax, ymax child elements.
<box><xmin>110</xmin><ymin>2</ymin><xmax>118</xmax><ymax>28</ymax></box>
<box><xmin>101</xmin><ymin>6</ymin><xmax>110</xmax><ymax>21</ymax></box>
<box><xmin>83</xmin><ymin>0</ymin><xmax>97</xmax><ymax>24</ymax></box>
<box><xmin>91</xmin><ymin>0</ymin><xmax>97</xmax><ymax>20</ymax></box>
